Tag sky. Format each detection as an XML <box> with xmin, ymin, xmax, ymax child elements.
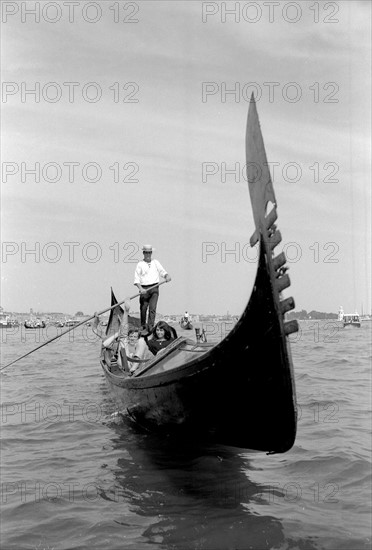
<box><xmin>1</xmin><ymin>0</ymin><xmax>371</xmax><ymax>316</ymax></box>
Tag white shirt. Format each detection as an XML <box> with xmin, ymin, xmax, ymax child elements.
<box><xmin>134</xmin><ymin>259</ymin><xmax>167</xmax><ymax>286</ymax></box>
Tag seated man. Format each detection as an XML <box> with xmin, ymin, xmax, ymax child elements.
<box><xmin>93</xmin><ymin>299</ymin><xmax>148</xmax><ymax>374</ymax></box>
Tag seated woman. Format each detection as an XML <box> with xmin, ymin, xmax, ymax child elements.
<box><xmin>146</xmin><ymin>321</ymin><xmax>177</xmax><ymax>356</ymax></box>
<box><xmin>93</xmin><ymin>299</ymin><xmax>148</xmax><ymax>374</ymax></box>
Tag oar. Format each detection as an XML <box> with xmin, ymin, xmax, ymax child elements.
<box><xmin>1</xmin><ymin>281</ymin><xmax>168</xmax><ymax>371</ymax></box>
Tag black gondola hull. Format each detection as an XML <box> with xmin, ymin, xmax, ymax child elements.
<box><xmin>101</xmin><ymin>240</ymin><xmax>297</xmax><ymax>453</ymax></box>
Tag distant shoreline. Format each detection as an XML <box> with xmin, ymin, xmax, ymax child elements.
<box><xmin>1</xmin><ymin>309</ymin><xmax>371</xmax><ymax>323</ymax></box>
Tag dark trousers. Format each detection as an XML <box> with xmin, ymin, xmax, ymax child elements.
<box><xmin>140</xmin><ymin>286</ymin><xmax>159</xmax><ymax>331</ymax></box>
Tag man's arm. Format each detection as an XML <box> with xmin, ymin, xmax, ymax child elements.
<box><xmin>102</xmin><ymin>331</ymin><xmax>119</xmax><ymax>348</ymax></box>
<box><xmin>118</xmin><ymin>299</ymin><xmax>130</xmax><ymax>340</ymax></box>
<box><xmin>102</xmin><ymin>299</ymin><xmax>130</xmax><ymax>348</ymax></box>
<box><xmin>92</xmin><ymin>314</ymin><xmax>104</xmax><ymax>339</ymax></box>
<box><xmin>155</xmin><ymin>260</ymin><xmax>171</xmax><ymax>282</ymax></box>
<box><xmin>93</xmin><ymin>314</ymin><xmax>119</xmax><ymax>348</ymax></box>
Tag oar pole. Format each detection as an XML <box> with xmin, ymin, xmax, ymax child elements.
<box><xmin>1</xmin><ymin>281</ymin><xmax>168</xmax><ymax>371</ymax></box>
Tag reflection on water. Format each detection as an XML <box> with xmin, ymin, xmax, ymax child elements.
<box><xmin>99</xmin><ymin>421</ymin><xmax>319</xmax><ymax>550</ymax></box>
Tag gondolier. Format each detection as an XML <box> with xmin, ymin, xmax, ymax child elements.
<box><xmin>134</xmin><ymin>244</ymin><xmax>171</xmax><ymax>332</ymax></box>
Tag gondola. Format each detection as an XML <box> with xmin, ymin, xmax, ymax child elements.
<box><xmin>100</xmin><ymin>97</ymin><xmax>299</xmax><ymax>453</ymax></box>
<box><xmin>24</xmin><ymin>320</ymin><xmax>46</xmax><ymax>329</ymax></box>
<box><xmin>180</xmin><ymin>318</ymin><xmax>193</xmax><ymax>330</ymax></box>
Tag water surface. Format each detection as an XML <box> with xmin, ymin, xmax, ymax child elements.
<box><xmin>1</xmin><ymin>320</ymin><xmax>371</xmax><ymax>549</ymax></box>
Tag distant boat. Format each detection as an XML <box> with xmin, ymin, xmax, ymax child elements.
<box><xmin>342</xmin><ymin>314</ymin><xmax>361</xmax><ymax>328</ymax></box>
<box><xmin>64</xmin><ymin>319</ymin><xmax>81</xmax><ymax>327</ymax></box>
<box><xmin>180</xmin><ymin>317</ymin><xmax>193</xmax><ymax>330</ymax></box>
<box><xmin>0</xmin><ymin>312</ymin><xmax>12</xmax><ymax>329</ymax></box>
<box><xmin>24</xmin><ymin>318</ymin><xmax>46</xmax><ymax>329</ymax></box>
<box><xmin>338</xmin><ymin>306</ymin><xmax>361</xmax><ymax>328</ymax></box>
<box><xmin>360</xmin><ymin>315</ymin><xmax>372</xmax><ymax>322</ymax></box>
